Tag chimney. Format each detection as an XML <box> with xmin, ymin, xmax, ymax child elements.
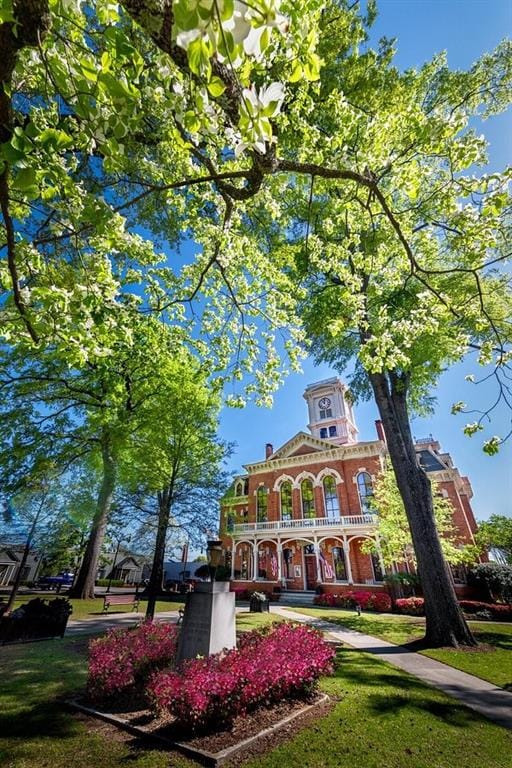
<box><xmin>375</xmin><ymin>420</ymin><xmax>387</xmax><ymax>444</ymax></box>
<box><xmin>265</xmin><ymin>443</ymin><xmax>273</xmax><ymax>459</ymax></box>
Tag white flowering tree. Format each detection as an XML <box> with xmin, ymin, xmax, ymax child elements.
<box><xmin>1</xmin><ymin>0</ymin><xmax>511</xmax><ymax>642</ymax></box>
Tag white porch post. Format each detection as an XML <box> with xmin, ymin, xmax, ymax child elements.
<box><xmin>230</xmin><ymin>541</ymin><xmax>236</xmax><ymax>580</ymax></box>
<box><xmin>277</xmin><ymin>542</ymin><xmax>283</xmax><ymax>583</ymax></box>
<box><xmin>343</xmin><ymin>536</ymin><xmax>353</xmax><ymax>584</ymax></box>
<box><xmin>314</xmin><ymin>536</ymin><xmax>322</xmax><ymax>583</ymax></box>
<box><xmin>375</xmin><ymin>535</ymin><xmax>386</xmax><ymax>578</ymax></box>
<box><xmin>252</xmin><ymin>542</ymin><xmax>259</xmax><ymax>580</ymax></box>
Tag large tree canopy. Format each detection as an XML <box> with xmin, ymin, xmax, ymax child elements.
<box><xmin>1</xmin><ymin>1</ymin><xmax>511</xmax><ymax>641</ymax></box>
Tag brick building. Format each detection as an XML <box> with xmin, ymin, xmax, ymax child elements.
<box><xmin>220</xmin><ymin>377</ymin><xmax>481</xmax><ymax>596</ymax></box>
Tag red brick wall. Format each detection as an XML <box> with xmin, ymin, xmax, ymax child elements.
<box><xmin>242</xmin><ymin>455</ymin><xmax>382</xmax><ymax>523</ymax></box>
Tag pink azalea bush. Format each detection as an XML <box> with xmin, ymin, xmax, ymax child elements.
<box><xmin>88</xmin><ymin>621</ymin><xmax>179</xmax><ymax>702</ymax></box>
<box><xmin>395</xmin><ymin>597</ymin><xmax>425</xmax><ymax>616</ymax></box>
<box><xmin>314</xmin><ymin>590</ymin><xmax>392</xmax><ymax>612</ymax></box>
<box><xmin>148</xmin><ymin>623</ymin><xmax>335</xmax><ymax>731</ymax></box>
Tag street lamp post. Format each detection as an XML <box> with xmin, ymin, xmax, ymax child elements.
<box><xmin>206</xmin><ymin>539</ymin><xmax>223</xmax><ymax>582</ymax></box>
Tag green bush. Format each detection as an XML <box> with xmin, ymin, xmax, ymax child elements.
<box><xmin>95</xmin><ymin>579</ymin><xmax>125</xmax><ymax>588</ymax></box>
<box><xmin>468</xmin><ymin>563</ymin><xmax>512</xmax><ymax>603</ymax></box>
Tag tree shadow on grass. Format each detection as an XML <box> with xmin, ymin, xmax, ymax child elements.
<box><xmin>0</xmin><ymin>637</ymin><xmax>88</xmax><ymax>743</ymax></box>
<box><xmin>310</xmin><ymin>611</ymin><xmax>424</xmax><ymax>644</ymax></box>
<box><xmin>330</xmin><ymin>649</ymin><xmax>485</xmax><ymax>728</ymax></box>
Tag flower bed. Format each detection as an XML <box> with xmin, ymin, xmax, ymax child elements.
<box><xmin>88</xmin><ymin>622</ymin><xmax>179</xmax><ymax>701</ymax></box>
<box><xmin>314</xmin><ymin>590</ymin><xmax>392</xmax><ymax>612</ymax></box>
<box><xmin>148</xmin><ymin>623</ymin><xmax>335</xmax><ymax>732</ymax></box>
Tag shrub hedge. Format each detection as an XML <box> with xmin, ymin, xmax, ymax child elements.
<box><xmin>314</xmin><ymin>590</ymin><xmax>392</xmax><ymax>612</ymax></box>
<box><xmin>395</xmin><ymin>596</ymin><xmax>512</xmax><ymax>620</ymax></box>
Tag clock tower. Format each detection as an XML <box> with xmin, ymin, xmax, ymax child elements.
<box><xmin>303</xmin><ymin>377</ymin><xmax>358</xmax><ymax>445</ymax></box>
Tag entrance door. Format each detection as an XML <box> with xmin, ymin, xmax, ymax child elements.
<box><xmin>305</xmin><ymin>555</ymin><xmax>317</xmax><ymax>590</ymax></box>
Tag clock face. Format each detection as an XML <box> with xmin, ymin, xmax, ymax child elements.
<box><xmin>318</xmin><ymin>397</ymin><xmax>331</xmax><ymax>409</ymax></box>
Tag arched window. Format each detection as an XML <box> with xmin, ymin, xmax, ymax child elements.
<box><xmin>280</xmin><ymin>481</ymin><xmax>292</xmax><ymax>521</ymax></box>
<box><xmin>323</xmin><ymin>476</ymin><xmax>340</xmax><ymax>518</ymax></box>
<box><xmin>243</xmin><ymin>478</ymin><xmax>249</xmax><ymax>495</ymax></box>
<box><xmin>235</xmin><ymin>482</ymin><xmax>243</xmax><ymax>497</ymax></box>
<box><xmin>256</xmin><ymin>486</ymin><xmax>268</xmax><ymax>522</ymax></box>
<box><xmin>301</xmin><ymin>479</ymin><xmax>315</xmax><ymax>519</ymax></box>
<box><xmin>357</xmin><ymin>472</ymin><xmax>373</xmax><ymax>513</ymax></box>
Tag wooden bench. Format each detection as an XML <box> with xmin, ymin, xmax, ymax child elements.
<box><xmin>102</xmin><ymin>594</ymin><xmax>140</xmax><ymax>613</ymax></box>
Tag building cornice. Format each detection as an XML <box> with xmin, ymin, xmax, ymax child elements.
<box><xmin>244</xmin><ymin>439</ymin><xmax>386</xmax><ymax>473</ymax></box>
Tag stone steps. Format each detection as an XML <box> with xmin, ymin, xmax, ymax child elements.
<box><xmin>279</xmin><ymin>591</ymin><xmax>316</xmax><ymax>606</ymax></box>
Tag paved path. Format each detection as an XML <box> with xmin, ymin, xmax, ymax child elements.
<box><xmin>272</xmin><ymin>606</ymin><xmax>512</xmax><ymax>730</ymax></box>
<box><xmin>65</xmin><ymin>610</ymin><xmax>181</xmax><ymax>635</ymax></box>
<box><xmin>66</xmin><ymin>605</ymin><xmax>248</xmax><ymax>635</ymax></box>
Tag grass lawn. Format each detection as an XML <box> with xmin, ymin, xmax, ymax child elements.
<box><xmin>10</xmin><ymin>595</ymin><xmax>186</xmax><ymax>620</ymax></box>
<box><xmin>1</xmin><ymin>625</ymin><xmax>511</xmax><ymax>768</ymax></box>
<box><xmin>281</xmin><ymin>607</ymin><xmax>512</xmax><ymax>689</ymax></box>
<box><xmin>236</xmin><ymin>610</ymin><xmax>285</xmax><ymax>632</ymax></box>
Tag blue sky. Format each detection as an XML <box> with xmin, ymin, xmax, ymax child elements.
<box><xmin>217</xmin><ymin>0</ymin><xmax>512</xmax><ymax>522</ymax></box>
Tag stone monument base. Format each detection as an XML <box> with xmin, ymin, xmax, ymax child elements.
<box><xmin>176</xmin><ymin>581</ymin><xmax>236</xmax><ymax>663</ymax></box>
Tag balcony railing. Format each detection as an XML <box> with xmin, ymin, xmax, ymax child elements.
<box><xmin>232</xmin><ymin>514</ymin><xmax>376</xmax><ymax>535</ymax></box>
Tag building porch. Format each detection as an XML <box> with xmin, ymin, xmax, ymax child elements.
<box><xmin>226</xmin><ymin>532</ymin><xmax>386</xmax><ymax>594</ymax></box>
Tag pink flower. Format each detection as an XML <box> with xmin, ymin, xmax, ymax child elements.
<box><xmin>147</xmin><ymin>623</ymin><xmax>335</xmax><ymax>731</ymax></box>
<box><xmin>87</xmin><ymin>622</ymin><xmax>179</xmax><ymax>701</ymax></box>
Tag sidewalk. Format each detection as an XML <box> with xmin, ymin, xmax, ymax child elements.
<box><xmin>65</xmin><ymin>610</ymin><xmax>181</xmax><ymax>635</ymax></box>
<box><xmin>272</xmin><ymin>605</ymin><xmax>512</xmax><ymax>730</ymax></box>
<box><xmin>65</xmin><ymin>605</ymin><xmax>249</xmax><ymax>635</ymax></box>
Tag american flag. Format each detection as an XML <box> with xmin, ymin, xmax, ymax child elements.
<box><xmin>319</xmin><ymin>549</ymin><xmax>335</xmax><ymax>580</ymax></box>
<box><xmin>270</xmin><ymin>553</ymin><xmax>278</xmax><ymax>578</ymax></box>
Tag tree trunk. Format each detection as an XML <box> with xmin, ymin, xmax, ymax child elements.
<box><xmin>145</xmin><ymin>487</ymin><xmax>172</xmax><ymax>621</ymax></box>
<box><xmin>369</xmin><ymin>370</ymin><xmax>476</xmax><ymax>648</ymax></box>
<box><xmin>69</xmin><ymin>435</ymin><xmax>116</xmax><ymax>600</ymax></box>
<box><xmin>5</xmin><ymin>493</ymin><xmax>45</xmax><ymax>613</ymax></box>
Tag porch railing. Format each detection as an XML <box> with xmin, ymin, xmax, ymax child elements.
<box><xmin>232</xmin><ymin>514</ymin><xmax>376</xmax><ymax>535</ymax></box>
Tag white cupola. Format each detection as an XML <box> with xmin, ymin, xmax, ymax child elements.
<box><xmin>303</xmin><ymin>377</ymin><xmax>358</xmax><ymax>445</ymax></box>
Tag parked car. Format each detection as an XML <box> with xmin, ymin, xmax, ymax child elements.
<box><xmin>36</xmin><ymin>572</ymin><xmax>74</xmax><ymax>591</ymax></box>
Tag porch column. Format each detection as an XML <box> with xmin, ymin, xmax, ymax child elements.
<box><xmin>314</xmin><ymin>536</ymin><xmax>322</xmax><ymax>583</ymax></box>
<box><xmin>343</xmin><ymin>537</ymin><xmax>353</xmax><ymax>584</ymax></box>
<box><xmin>375</xmin><ymin>535</ymin><xmax>386</xmax><ymax>578</ymax></box>
<box><xmin>277</xmin><ymin>542</ymin><xmax>283</xmax><ymax>583</ymax></box>
<box><xmin>252</xmin><ymin>542</ymin><xmax>259</xmax><ymax>580</ymax></box>
<box><xmin>230</xmin><ymin>541</ymin><xmax>236</xmax><ymax>580</ymax></box>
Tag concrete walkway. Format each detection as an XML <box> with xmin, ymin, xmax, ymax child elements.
<box><xmin>271</xmin><ymin>605</ymin><xmax>512</xmax><ymax>730</ymax></box>
<box><xmin>65</xmin><ymin>610</ymin><xmax>181</xmax><ymax>635</ymax></box>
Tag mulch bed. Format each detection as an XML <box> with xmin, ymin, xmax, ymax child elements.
<box><xmin>70</xmin><ymin>691</ymin><xmax>333</xmax><ymax>766</ymax></box>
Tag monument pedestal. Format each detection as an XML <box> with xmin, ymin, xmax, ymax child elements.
<box><xmin>176</xmin><ymin>581</ymin><xmax>236</xmax><ymax>663</ymax></box>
